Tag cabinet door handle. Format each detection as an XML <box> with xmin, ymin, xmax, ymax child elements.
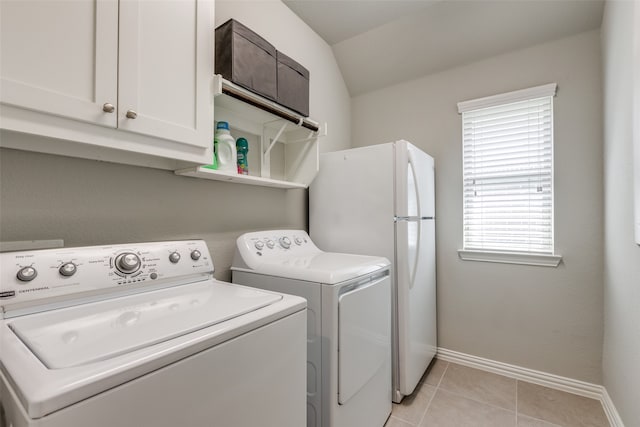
<box><xmin>125</xmin><ymin>110</ymin><xmax>137</xmax><ymax>119</ymax></box>
<box><xmin>102</xmin><ymin>103</ymin><xmax>115</xmax><ymax>113</ymax></box>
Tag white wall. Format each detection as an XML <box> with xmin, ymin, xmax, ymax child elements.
<box><xmin>601</xmin><ymin>0</ymin><xmax>640</xmax><ymax>425</ymax></box>
<box><xmin>351</xmin><ymin>31</ymin><xmax>604</xmax><ymax>383</ymax></box>
<box><xmin>0</xmin><ymin>0</ymin><xmax>351</xmax><ymax>280</ymax></box>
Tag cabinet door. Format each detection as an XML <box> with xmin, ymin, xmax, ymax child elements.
<box><xmin>0</xmin><ymin>0</ymin><xmax>118</xmax><ymax>127</ymax></box>
<box><xmin>118</xmin><ymin>0</ymin><xmax>213</xmax><ymax>149</ymax></box>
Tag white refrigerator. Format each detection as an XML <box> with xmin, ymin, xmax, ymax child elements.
<box><xmin>309</xmin><ymin>140</ymin><xmax>436</xmax><ymax>403</ymax></box>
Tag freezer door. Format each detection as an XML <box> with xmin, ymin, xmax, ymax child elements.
<box><xmin>395</xmin><ymin>217</ymin><xmax>437</xmax><ymax>397</ymax></box>
<box><xmin>395</xmin><ymin>141</ymin><xmax>435</xmax><ymax>219</ymax></box>
<box><xmin>309</xmin><ymin>143</ymin><xmax>395</xmax><ymax>264</ymax></box>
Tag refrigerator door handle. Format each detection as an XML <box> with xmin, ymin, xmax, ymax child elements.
<box><xmin>397</xmin><ymin>220</ymin><xmax>420</xmax><ymax>290</ymax></box>
<box><xmin>407</xmin><ymin>151</ymin><xmax>422</xmax><ymax>289</ymax></box>
<box><xmin>409</xmin><ymin>220</ymin><xmax>421</xmax><ymax>290</ymax></box>
<box><xmin>395</xmin><ymin>216</ymin><xmax>434</xmax><ymax>221</ymax></box>
<box><xmin>407</xmin><ymin>149</ymin><xmax>422</xmax><ymax>219</ymax></box>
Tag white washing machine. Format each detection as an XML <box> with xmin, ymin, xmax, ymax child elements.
<box><xmin>231</xmin><ymin>230</ymin><xmax>392</xmax><ymax>427</ymax></box>
<box><xmin>0</xmin><ymin>240</ymin><xmax>306</xmax><ymax>427</ymax></box>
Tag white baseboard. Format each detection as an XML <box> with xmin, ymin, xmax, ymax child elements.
<box><xmin>436</xmin><ymin>347</ymin><xmax>624</xmax><ymax>427</ymax></box>
<box><xmin>601</xmin><ymin>387</ymin><xmax>626</xmax><ymax>427</ymax></box>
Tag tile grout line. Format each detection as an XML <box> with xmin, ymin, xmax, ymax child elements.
<box><xmin>509</xmin><ymin>378</ymin><xmax>567</xmax><ymax>427</ymax></box>
<box><xmin>435</xmin><ymin>361</ymin><xmax>449</xmax><ymax>388</ymax></box>
<box><xmin>415</xmin><ymin>361</ymin><xmax>449</xmax><ymax>426</ymax></box>
<box><xmin>434</xmin><ymin>385</ymin><xmax>519</xmax><ymax>416</ymax></box>
<box><xmin>389</xmin><ymin>410</ymin><xmax>419</xmax><ymax>426</ymax></box>
<box><xmin>387</xmin><ymin>415</ymin><xmax>410</xmax><ymax>426</ymax></box>
<box><xmin>516</xmin><ymin>410</ymin><xmax>566</xmax><ymax>427</ymax></box>
<box><xmin>390</xmin><ymin>366</ymin><xmax>443</xmax><ymax>427</ymax></box>
<box><xmin>432</xmin><ymin>363</ymin><xmax>520</xmax><ymax>417</ymax></box>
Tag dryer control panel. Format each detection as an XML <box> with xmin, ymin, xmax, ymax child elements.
<box><xmin>236</xmin><ymin>230</ymin><xmax>321</xmax><ymax>261</ymax></box>
<box><xmin>232</xmin><ymin>230</ymin><xmax>391</xmax><ymax>285</ymax></box>
<box><xmin>0</xmin><ymin>240</ymin><xmax>213</xmax><ymax>309</ymax></box>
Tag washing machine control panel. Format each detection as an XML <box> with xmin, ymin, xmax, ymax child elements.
<box><xmin>0</xmin><ymin>240</ymin><xmax>213</xmax><ymax>308</ymax></box>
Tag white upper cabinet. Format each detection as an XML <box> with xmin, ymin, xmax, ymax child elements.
<box><xmin>117</xmin><ymin>0</ymin><xmax>211</xmax><ymax>147</ymax></box>
<box><xmin>0</xmin><ymin>0</ymin><xmax>214</xmax><ymax>167</ymax></box>
<box><xmin>0</xmin><ymin>0</ymin><xmax>119</xmax><ymax>127</ymax></box>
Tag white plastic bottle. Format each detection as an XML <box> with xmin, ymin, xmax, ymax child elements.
<box><xmin>215</xmin><ymin>121</ymin><xmax>237</xmax><ymax>173</ymax></box>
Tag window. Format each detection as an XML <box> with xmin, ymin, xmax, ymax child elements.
<box><xmin>457</xmin><ymin>84</ymin><xmax>561</xmax><ymax>267</ymax></box>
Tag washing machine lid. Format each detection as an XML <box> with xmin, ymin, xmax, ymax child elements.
<box><xmin>8</xmin><ymin>280</ymin><xmax>282</xmax><ymax>369</ymax></box>
<box><xmin>248</xmin><ymin>252</ymin><xmax>390</xmax><ymax>284</ymax></box>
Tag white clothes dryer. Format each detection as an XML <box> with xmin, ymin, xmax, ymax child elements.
<box><xmin>231</xmin><ymin>230</ymin><xmax>392</xmax><ymax>427</ymax></box>
<box><xmin>0</xmin><ymin>240</ymin><xmax>306</xmax><ymax>427</ymax></box>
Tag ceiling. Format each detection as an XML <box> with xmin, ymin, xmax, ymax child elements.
<box><xmin>283</xmin><ymin>0</ymin><xmax>605</xmax><ymax>95</ymax></box>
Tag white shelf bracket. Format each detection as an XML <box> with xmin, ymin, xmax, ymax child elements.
<box><xmin>286</xmin><ymin>124</ymin><xmax>325</xmax><ymax>145</ymax></box>
<box><xmin>264</xmin><ymin>121</ymin><xmax>288</xmax><ymax>157</ymax></box>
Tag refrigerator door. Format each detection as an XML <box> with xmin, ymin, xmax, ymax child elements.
<box><xmin>395</xmin><ymin>141</ymin><xmax>435</xmax><ymax>219</ymax></box>
<box><xmin>394</xmin><ymin>140</ymin><xmax>437</xmax><ymax>398</ymax></box>
<box><xmin>395</xmin><ymin>218</ymin><xmax>437</xmax><ymax>397</ymax></box>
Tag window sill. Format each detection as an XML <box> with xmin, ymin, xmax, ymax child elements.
<box><xmin>457</xmin><ymin>249</ymin><xmax>562</xmax><ymax>267</ymax></box>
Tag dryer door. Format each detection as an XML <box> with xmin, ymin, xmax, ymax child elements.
<box><xmin>337</xmin><ymin>272</ymin><xmax>391</xmax><ymax>404</ymax></box>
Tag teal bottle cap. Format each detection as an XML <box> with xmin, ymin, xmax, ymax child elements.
<box><xmin>236</xmin><ymin>137</ymin><xmax>249</xmax><ymax>149</ymax></box>
<box><xmin>216</xmin><ymin>121</ymin><xmax>229</xmax><ymax>130</ymax></box>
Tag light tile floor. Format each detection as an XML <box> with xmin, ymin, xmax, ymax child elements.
<box><xmin>385</xmin><ymin>360</ymin><xmax>610</xmax><ymax>427</ymax></box>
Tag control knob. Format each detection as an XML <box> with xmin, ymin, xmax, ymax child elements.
<box><xmin>279</xmin><ymin>237</ymin><xmax>291</xmax><ymax>249</ymax></box>
<box><xmin>169</xmin><ymin>252</ymin><xmax>181</xmax><ymax>264</ymax></box>
<box><xmin>59</xmin><ymin>262</ymin><xmax>77</xmax><ymax>277</ymax></box>
<box><xmin>16</xmin><ymin>266</ymin><xmax>37</xmax><ymax>282</ymax></box>
<box><xmin>190</xmin><ymin>250</ymin><xmax>201</xmax><ymax>261</ymax></box>
<box><xmin>266</xmin><ymin>240</ymin><xmax>275</xmax><ymax>249</ymax></box>
<box><xmin>254</xmin><ymin>241</ymin><xmax>265</xmax><ymax>250</ymax></box>
<box><xmin>115</xmin><ymin>252</ymin><xmax>141</xmax><ymax>274</ymax></box>
<box><xmin>294</xmin><ymin>237</ymin><xmax>303</xmax><ymax>245</ymax></box>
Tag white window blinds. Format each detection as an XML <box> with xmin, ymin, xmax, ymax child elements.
<box><xmin>458</xmin><ymin>84</ymin><xmax>556</xmax><ymax>254</ymax></box>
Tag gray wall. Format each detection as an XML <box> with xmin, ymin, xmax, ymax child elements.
<box><xmin>0</xmin><ymin>0</ymin><xmax>352</xmax><ymax>281</ymax></box>
<box><xmin>0</xmin><ymin>147</ymin><xmax>304</xmax><ymax>282</ymax></box>
<box><xmin>601</xmin><ymin>1</ymin><xmax>640</xmax><ymax>425</ymax></box>
<box><xmin>351</xmin><ymin>30</ymin><xmax>604</xmax><ymax>383</ymax></box>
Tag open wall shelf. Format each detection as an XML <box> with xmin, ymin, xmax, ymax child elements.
<box><xmin>174</xmin><ymin>166</ymin><xmax>307</xmax><ymax>189</ymax></box>
<box><xmin>175</xmin><ymin>75</ymin><xmax>326</xmax><ymax>189</ymax></box>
